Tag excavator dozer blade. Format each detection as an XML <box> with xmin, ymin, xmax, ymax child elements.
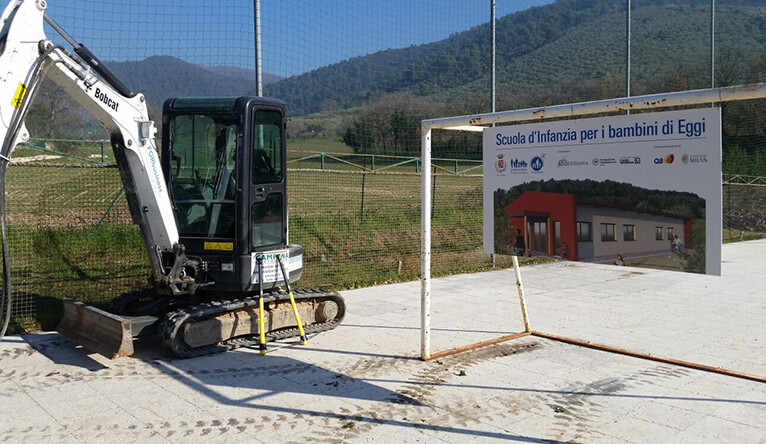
<box><xmin>56</xmin><ymin>298</ymin><xmax>135</xmax><ymax>359</ymax></box>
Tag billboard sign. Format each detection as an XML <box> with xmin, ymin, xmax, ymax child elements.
<box><xmin>483</xmin><ymin>108</ymin><xmax>721</xmax><ymax>275</ymax></box>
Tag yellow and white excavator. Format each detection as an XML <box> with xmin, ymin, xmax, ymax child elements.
<box><xmin>0</xmin><ymin>0</ymin><xmax>344</xmax><ymax>358</ymax></box>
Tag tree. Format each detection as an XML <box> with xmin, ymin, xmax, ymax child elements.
<box><xmin>25</xmin><ymin>79</ymin><xmax>85</xmax><ymax>151</ymax></box>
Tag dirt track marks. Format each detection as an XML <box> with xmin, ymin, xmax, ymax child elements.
<box><xmin>292</xmin><ymin>339</ymin><xmax>544</xmax><ymax>442</ymax></box>
<box><xmin>1</xmin><ymin>336</ymin><xmax>698</xmax><ymax>441</ymax></box>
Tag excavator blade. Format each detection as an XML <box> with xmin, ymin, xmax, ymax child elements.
<box><xmin>56</xmin><ymin>299</ymin><xmax>138</xmax><ymax>359</ymax></box>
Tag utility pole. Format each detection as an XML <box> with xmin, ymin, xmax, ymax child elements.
<box><xmin>490</xmin><ymin>0</ymin><xmax>496</xmax><ymax>268</ymax></box>
<box><xmin>491</xmin><ymin>0</ymin><xmax>496</xmax><ymax>116</ymax></box>
<box><xmin>254</xmin><ymin>0</ymin><xmax>263</xmax><ymax>97</ymax></box>
<box><xmin>711</xmin><ymin>0</ymin><xmax>715</xmax><ymax>101</ymax></box>
<box><xmin>626</xmin><ymin>0</ymin><xmax>631</xmax><ymax>114</ymax></box>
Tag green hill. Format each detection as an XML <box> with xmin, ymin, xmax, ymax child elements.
<box><xmin>266</xmin><ymin>0</ymin><xmax>766</xmax><ymax>116</ymax></box>
<box><xmin>23</xmin><ymin>0</ymin><xmax>766</xmax><ymax>167</ymax></box>
<box><xmin>110</xmin><ymin>56</ymin><xmax>270</xmax><ymax>108</ymax></box>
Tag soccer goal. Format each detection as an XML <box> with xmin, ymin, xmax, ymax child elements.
<box><xmin>419</xmin><ymin>83</ymin><xmax>766</xmax><ymax>361</ymax></box>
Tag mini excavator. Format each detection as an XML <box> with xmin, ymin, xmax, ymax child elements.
<box><xmin>0</xmin><ymin>0</ymin><xmax>344</xmax><ymax>358</ymax></box>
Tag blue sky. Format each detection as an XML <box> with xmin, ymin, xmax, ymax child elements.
<box><xmin>43</xmin><ymin>0</ymin><xmax>553</xmax><ymax>77</ymax></box>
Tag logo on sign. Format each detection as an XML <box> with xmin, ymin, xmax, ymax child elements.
<box><xmin>557</xmin><ymin>157</ymin><xmax>589</xmax><ymax>168</ymax></box>
<box><xmin>592</xmin><ymin>157</ymin><xmax>617</xmax><ymax>167</ymax></box>
<box><xmin>531</xmin><ymin>156</ymin><xmax>544</xmax><ymax>172</ymax></box>
<box><xmin>654</xmin><ymin>154</ymin><xmax>675</xmax><ymax>165</ymax></box>
<box><xmin>496</xmin><ymin>154</ymin><xmax>507</xmax><ymax>172</ymax></box>
<box><xmin>682</xmin><ymin>153</ymin><xmax>708</xmax><ymax>164</ymax></box>
<box><xmin>620</xmin><ymin>156</ymin><xmax>641</xmax><ymax>165</ymax></box>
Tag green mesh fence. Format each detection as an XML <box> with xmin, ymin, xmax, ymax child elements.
<box><xmin>2</xmin><ymin>0</ymin><xmax>765</xmax><ymax>332</ymax></box>
<box><xmin>5</xmin><ymin>163</ymin><xmax>142</xmax><ymax>331</ymax></box>
<box><xmin>722</xmin><ymin>178</ymin><xmax>766</xmax><ymax>242</ymax></box>
<box><xmin>2</xmin><ymin>159</ymin><xmax>491</xmax><ymax>331</ymax></box>
<box><xmin>5</xmin><ymin>154</ymin><xmax>765</xmax><ymax>332</ymax></box>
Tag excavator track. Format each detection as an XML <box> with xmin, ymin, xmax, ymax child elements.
<box><xmin>160</xmin><ymin>289</ymin><xmax>345</xmax><ymax>358</ymax></box>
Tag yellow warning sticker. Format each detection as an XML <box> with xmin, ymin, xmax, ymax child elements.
<box><xmin>204</xmin><ymin>241</ymin><xmax>234</xmax><ymax>251</ymax></box>
<box><xmin>12</xmin><ymin>82</ymin><xmax>27</xmax><ymax>109</ymax></box>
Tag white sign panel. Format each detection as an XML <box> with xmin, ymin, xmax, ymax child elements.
<box><xmin>251</xmin><ymin>250</ymin><xmax>303</xmax><ymax>284</ymax></box>
<box><xmin>483</xmin><ymin>108</ymin><xmax>721</xmax><ymax>275</ymax></box>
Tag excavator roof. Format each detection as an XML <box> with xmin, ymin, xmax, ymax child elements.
<box><xmin>165</xmin><ymin>96</ymin><xmax>286</xmax><ymax>112</ymax></box>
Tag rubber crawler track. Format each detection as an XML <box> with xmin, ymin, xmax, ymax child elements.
<box><xmin>160</xmin><ymin>289</ymin><xmax>345</xmax><ymax>358</ymax></box>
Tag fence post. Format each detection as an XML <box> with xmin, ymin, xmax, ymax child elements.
<box><xmin>431</xmin><ymin>173</ymin><xmax>436</xmax><ymax>219</ymax></box>
<box><xmin>360</xmin><ymin>173</ymin><xmax>366</xmax><ymax>224</ymax></box>
<box><xmin>101</xmin><ymin>140</ymin><xmax>105</xmax><ymax>163</ymax></box>
<box><xmin>321</xmin><ymin>152</ymin><xmax>325</xmax><ymax>170</ymax></box>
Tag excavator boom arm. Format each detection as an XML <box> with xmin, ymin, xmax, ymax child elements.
<box><xmin>0</xmin><ymin>0</ymin><xmax>195</xmax><ymax>293</ymax></box>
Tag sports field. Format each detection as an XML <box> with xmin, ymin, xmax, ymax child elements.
<box><xmin>3</xmin><ymin>159</ymin><xmax>762</xmax><ymax>332</ymax></box>
<box><xmin>3</xmin><ymin>163</ymin><xmax>537</xmax><ymax>332</ymax></box>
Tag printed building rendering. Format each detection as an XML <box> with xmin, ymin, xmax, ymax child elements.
<box><xmin>504</xmin><ymin>191</ymin><xmax>692</xmax><ymax>261</ymax></box>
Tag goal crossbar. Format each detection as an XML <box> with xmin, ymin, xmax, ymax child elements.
<box><xmin>419</xmin><ymin>83</ymin><xmax>766</xmax><ymax>360</ymax></box>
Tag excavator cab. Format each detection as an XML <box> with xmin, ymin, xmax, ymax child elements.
<box><xmin>161</xmin><ymin>97</ymin><xmax>303</xmax><ymax>294</ymax></box>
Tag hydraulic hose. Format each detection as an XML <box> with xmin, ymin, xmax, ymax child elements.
<box><xmin>0</xmin><ymin>161</ymin><xmax>9</xmax><ymax>338</ymax></box>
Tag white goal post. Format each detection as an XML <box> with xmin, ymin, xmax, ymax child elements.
<box><xmin>419</xmin><ymin>83</ymin><xmax>766</xmax><ymax>361</ymax></box>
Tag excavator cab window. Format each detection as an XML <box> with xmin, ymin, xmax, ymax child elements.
<box><xmin>252</xmin><ymin>110</ymin><xmax>282</xmax><ymax>184</ymax></box>
<box><xmin>168</xmin><ymin>113</ymin><xmax>238</xmax><ymax>239</ymax></box>
<box><xmin>251</xmin><ymin>109</ymin><xmax>285</xmax><ymax>249</ymax></box>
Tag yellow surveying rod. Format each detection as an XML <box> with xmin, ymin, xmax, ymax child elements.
<box><xmin>257</xmin><ymin>255</ymin><xmax>267</xmax><ymax>355</ymax></box>
<box><xmin>277</xmin><ymin>254</ymin><xmax>308</xmax><ymax>345</ymax></box>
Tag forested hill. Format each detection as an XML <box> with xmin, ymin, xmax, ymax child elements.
<box><xmin>494</xmin><ymin>179</ymin><xmax>706</xmax><ymax>220</ymax></box>
<box><xmin>265</xmin><ymin>0</ymin><xmax>766</xmax><ymax>116</ymax></box>
<box><xmin>109</xmin><ymin>56</ymin><xmax>279</xmax><ymax>108</ymax></box>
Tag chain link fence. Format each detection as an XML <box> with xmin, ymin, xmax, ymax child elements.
<box><xmin>3</xmin><ymin>149</ymin><xmax>500</xmax><ymax>332</ymax></box>
<box><xmin>4</xmin><ymin>148</ymin><xmax>764</xmax><ymax>332</ymax></box>
<box><xmin>723</xmin><ymin>176</ymin><xmax>766</xmax><ymax>242</ymax></box>
<box><xmin>2</xmin><ymin>1</ymin><xmax>764</xmax><ymax>332</ymax></box>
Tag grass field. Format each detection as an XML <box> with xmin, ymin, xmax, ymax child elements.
<box><xmin>3</xmin><ymin>163</ymin><xmax>761</xmax><ymax>333</ymax></box>
<box><xmin>288</xmin><ymin>137</ymin><xmax>353</xmax><ymax>154</ymax></box>
<box><xmin>2</xmin><ymin>165</ymin><xmax>495</xmax><ymax>332</ymax></box>
<box><xmin>723</xmin><ymin>228</ymin><xmax>766</xmax><ymax>243</ymax></box>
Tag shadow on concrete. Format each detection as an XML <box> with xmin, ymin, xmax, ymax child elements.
<box><xmin>148</xmin><ymin>352</ymin><xmax>423</xmax><ymax>406</ymax></box>
<box><xmin>359</xmin><ymin>377</ymin><xmax>766</xmax><ymax>406</ymax></box>
<box><xmin>24</xmin><ymin>333</ymin><xmax>108</xmax><ymax>371</ymax></box>
<box><xmin>148</xmin><ymin>354</ymin><xmax>548</xmax><ymax>442</ymax></box>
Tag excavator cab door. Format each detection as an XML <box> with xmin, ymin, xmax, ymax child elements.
<box><xmin>161</xmin><ymin>96</ymin><xmax>301</xmax><ymax>294</ymax></box>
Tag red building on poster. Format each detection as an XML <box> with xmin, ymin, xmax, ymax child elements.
<box><xmin>504</xmin><ymin>191</ymin><xmax>692</xmax><ymax>261</ymax></box>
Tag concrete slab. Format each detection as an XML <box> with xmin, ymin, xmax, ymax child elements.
<box><xmin>0</xmin><ymin>239</ymin><xmax>764</xmax><ymax>442</ymax></box>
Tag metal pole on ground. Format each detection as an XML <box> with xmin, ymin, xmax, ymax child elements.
<box><xmin>277</xmin><ymin>254</ymin><xmax>307</xmax><ymax>345</ymax></box>
<box><xmin>513</xmin><ymin>255</ymin><xmax>531</xmax><ymax>333</ymax></box>
<box><xmin>420</xmin><ymin>256</ymin><xmax>533</xmax><ymax>361</ymax></box>
<box><xmin>420</xmin><ymin>125</ymin><xmax>432</xmax><ymax>360</ymax></box>
<box><xmin>257</xmin><ymin>255</ymin><xmax>267</xmax><ymax>355</ymax></box>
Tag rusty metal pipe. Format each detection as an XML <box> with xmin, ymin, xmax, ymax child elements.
<box><xmin>531</xmin><ymin>331</ymin><xmax>766</xmax><ymax>384</ymax></box>
<box><xmin>421</xmin><ymin>331</ymin><xmax>531</xmax><ymax>361</ymax></box>
<box><xmin>512</xmin><ymin>255</ymin><xmax>531</xmax><ymax>333</ymax></box>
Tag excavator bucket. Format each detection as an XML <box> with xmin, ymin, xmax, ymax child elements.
<box><xmin>56</xmin><ymin>299</ymin><xmax>136</xmax><ymax>359</ymax></box>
